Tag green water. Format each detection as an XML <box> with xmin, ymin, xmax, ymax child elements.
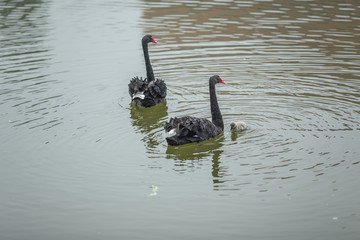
<box><xmin>1</xmin><ymin>0</ymin><xmax>359</xmax><ymax>239</ymax></box>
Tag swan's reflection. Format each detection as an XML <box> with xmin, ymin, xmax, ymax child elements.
<box><xmin>165</xmin><ymin>134</ymin><xmax>224</xmax><ymax>160</ymax></box>
<box><xmin>129</xmin><ymin>103</ymin><xmax>168</xmax><ymax>151</ymax></box>
<box><xmin>211</xmin><ymin>150</ymin><xmax>226</xmax><ymax>190</ymax></box>
<box><xmin>166</xmin><ymin>135</ymin><xmax>228</xmax><ymax>189</ymax></box>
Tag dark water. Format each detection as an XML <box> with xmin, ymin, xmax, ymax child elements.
<box><xmin>1</xmin><ymin>0</ymin><xmax>359</xmax><ymax>239</ymax></box>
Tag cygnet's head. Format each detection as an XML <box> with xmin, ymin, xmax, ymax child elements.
<box><xmin>230</xmin><ymin>121</ymin><xmax>247</xmax><ymax>132</ymax></box>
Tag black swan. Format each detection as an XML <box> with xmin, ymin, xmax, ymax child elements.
<box><xmin>230</xmin><ymin>121</ymin><xmax>247</xmax><ymax>132</ymax></box>
<box><xmin>128</xmin><ymin>35</ymin><xmax>167</xmax><ymax>108</ymax></box>
<box><xmin>164</xmin><ymin>75</ymin><xmax>225</xmax><ymax>146</ymax></box>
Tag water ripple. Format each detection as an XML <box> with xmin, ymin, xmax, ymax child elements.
<box><xmin>134</xmin><ymin>0</ymin><xmax>360</xmax><ymax>192</ymax></box>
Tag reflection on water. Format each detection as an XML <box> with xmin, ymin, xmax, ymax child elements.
<box><xmin>130</xmin><ymin>103</ymin><xmax>168</xmax><ymax>151</ymax></box>
<box><xmin>211</xmin><ymin>149</ymin><xmax>226</xmax><ymax>190</ymax></box>
<box><xmin>230</xmin><ymin>129</ymin><xmax>248</xmax><ymax>141</ymax></box>
<box><xmin>166</xmin><ymin>134</ymin><xmax>226</xmax><ymax>190</ymax></box>
<box><xmin>166</xmin><ymin>133</ymin><xmax>224</xmax><ymax>160</ymax></box>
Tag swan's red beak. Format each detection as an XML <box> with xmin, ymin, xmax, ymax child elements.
<box><xmin>151</xmin><ymin>37</ymin><xmax>157</xmax><ymax>43</ymax></box>
<box><xmin>219</xmin><ymin>77</ymin><xmax>225</xmax><ymax>84</ymax></box>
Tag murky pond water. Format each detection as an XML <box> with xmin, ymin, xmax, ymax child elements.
<box><xmin>1</xmin><ymin>0</ymin><xmax>359</xmax><ymax>239</ymax></box>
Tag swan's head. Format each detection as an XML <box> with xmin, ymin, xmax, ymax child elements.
<box><xmin>211</xmin><ymin>75</ymin><xmax>226</xmax><ymax>84</ymax></box>
<box><xmin>143</xmin><ymin>35</ymin><xmax>157</xmax><ymax>44</ymax></box>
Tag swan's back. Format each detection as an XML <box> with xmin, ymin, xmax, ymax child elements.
<box><xmin>165</xmin><ymin>116</ymin><xmax>222</xmax><ymax>146</ymax></box>
<box><xmin>128</xmin><ymin>77</ymin><xmax>146</xmax><ymax>98</ymax></box>
<box><xmin>128</xmin><ymin>77</ymin><xmax>167</xmax><ymax>107</ymax></box>
<box><xmin>148</xmin><ymin>79</ymin><xmax>167</xmax><ymax>99</ymax></box>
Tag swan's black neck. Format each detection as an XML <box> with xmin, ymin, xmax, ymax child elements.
<box><xmin>142</xmin><ymin>39</ymin><xmax>155</xmax><ymax>83</ymax></box>
<box><xmin>209</xmin><ymin>78</ymin><xmax>224</xmax><ymax>130</ymax></box>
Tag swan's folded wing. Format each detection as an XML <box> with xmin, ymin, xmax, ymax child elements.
<box><xmin>164</xmin><ymin>117</ymin><xmax>180</xmax><ymax>132</ymax></box>
<box><xmin>191</xmin><ymin>118</ymin><xmax>219</xmax><ymax>139</ymax></box>
<box><xmin>128</xmin><ymin>77</ymin><xmax>147</xmax><ymax>97</ymax></box>
<box><xmin>165</xmin><ymin>116</ymin><xmax>214</xmax><ymax>139</ymax></box>
<box><xmin>148</xmin><ymin>79</ymin><xmax>167</xmax><ymax>98</ymax></box>
<box><xmin>165</xmin><ymin>116</ymin><xmax>221</xmax><ymax>146</ymax></box>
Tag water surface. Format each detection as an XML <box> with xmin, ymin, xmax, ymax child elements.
<box><xmin>1</xmin><ymin>0</ymin><xmax>359</xmax><ymax>239</ymax></box>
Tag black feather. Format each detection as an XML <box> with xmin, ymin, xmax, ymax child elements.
<box><xmin>164</xmin><ymin>75</ymin><xmax>225</xmax><ymax>146</ymax></box>
<box><xmin>128</xmin><ymin>35</ymin><xmax>167</xmax><ymax>108</ymax></box>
